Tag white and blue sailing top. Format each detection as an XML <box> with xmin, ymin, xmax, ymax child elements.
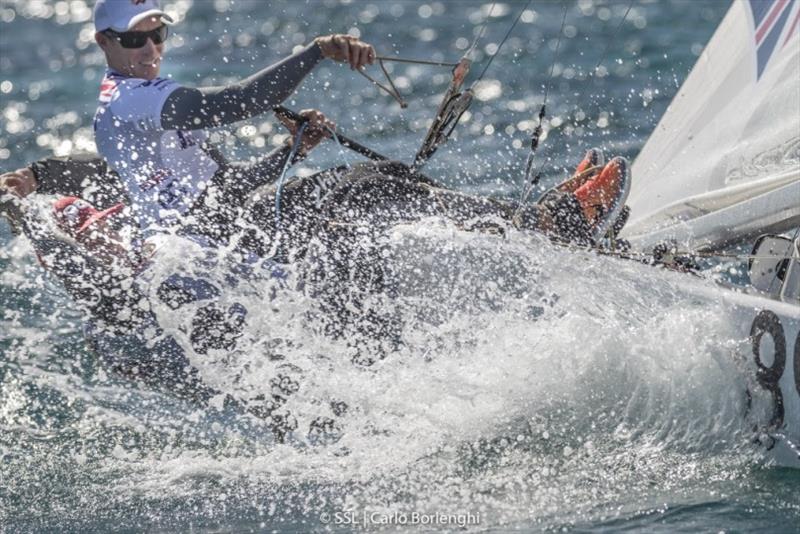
<box><xmin>92</xmin><ymin>43</ymin><xmax>324</xmax><ymax>233</ymax></box>
<box><xmin>93</xmin><ymin>69</ymin><xmax>219</xmax><ymax>231</ymax></box>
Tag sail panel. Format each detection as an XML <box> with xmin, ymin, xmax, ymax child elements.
<box><xmin>624</xmin><ymin>179</ymin><xmax>800</xmax><ymax>250</ymax></box>
<box><xmin>623</xmin><ymin>0</ymin><xmax>800</xmax><ymax>251</ymax></box>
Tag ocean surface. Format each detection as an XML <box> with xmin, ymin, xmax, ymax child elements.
<box><xmin>1</xmin><ymin>0</ymin><xmax>799</xmax><ymax>532</ymax></box>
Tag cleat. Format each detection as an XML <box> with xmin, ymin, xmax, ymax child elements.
<box><xmin>573</xmin><ymin>157</ymin><xmax>631</xmax><ymax>241</ymax></box>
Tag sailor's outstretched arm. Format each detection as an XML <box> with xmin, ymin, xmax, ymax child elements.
<box><xmin>0</xmin><ymin>154</ymin><xmax>125</xmax><ymax>202</ymax></box>
<box><xmin>30</xmin><ymin>154</ymin><xmax>128</xmax><ymax>203</ymax></box>
<box><xmin>161</xmin><ymin>35</ymin><xmax>374</xmax><ymax>131</ymax></box>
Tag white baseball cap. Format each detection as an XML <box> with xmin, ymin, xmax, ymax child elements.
<box><xmin>94</xmin><ymin>0</ymin><xmax>174</xmax><ymax>33</ymax></box>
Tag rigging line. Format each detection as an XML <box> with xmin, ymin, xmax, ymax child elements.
<box><xmin>375</xmin><ymin>56</ymin><xmax>458</xmax><ymax>67</ymax></box>
<box><xmin>593</xmin><ymin>0</ymin><xmax>635</xmax><ymax>74</ymax></box>
<box><xmin>357</xmin><ymin>66</ymin><xmax>407</xmax><ymax>108</ymax></box>
<box><xmin>412</xmin><ymin>0</ymin><xmax>534</xmax><ymax>168</ymax></box>
<box><xmin>324</xmin><ymin>124</ymin><xmax>352</xmax><ymax>170</ymax></box>
<box><xmin>542</xmin><ymin>2</ymin><xmax>569</xmax><ymax>109</ymax></box>
<box><xmin>362</xmin><ymin>53</ymin><xmax>464</xmax><ymax>107</ymax></box>
<box><xmin>274</xmin><ymin>122</ymin><xmax>308</xmax><ymax>228</ymax></box>
<box><xmin>466</xmin><ymin>1</ymin><xmax>497</xmax><ymax>59</ymax></box>
<box><xmin>379</xmin><ymin>59</ymin><xmax>406</xmax><ymax>107</ymax></box>
<box><xmin>411</xmin><ymin>4</ymin><xmax>495</xmax><ymax>169</ymax></box>
<box><xmin>436</xmin><ymin>1</ymin><xmax>534</xmax><ymax>146</ymax></box>
<box><xmin>516</xmin><ymin>2</ymin><xmax>569</xmax><ymax>208</ymax></box>
<box><xmin>472</xmin><ymin>0</ymin><xmax>533</xmax><ymax>85</ymax></box>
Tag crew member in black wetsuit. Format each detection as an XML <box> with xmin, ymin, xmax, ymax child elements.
<box><xmin>1</xmin><ymin>148</ymin><xmax>630</xmax><ymax>441</ymax></box>
<box><xmin>1</xmin><ymin>148</ymin><xmax>629</xmax><ymax>257</ymax></box>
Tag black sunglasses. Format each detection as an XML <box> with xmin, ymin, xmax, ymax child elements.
<box><xmin>104</xmin><ymin>25</ymin><xmax>169</xmax><ymax>49</ymax></box>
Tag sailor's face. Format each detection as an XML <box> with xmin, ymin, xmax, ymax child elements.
<box><xmin>97</xmin><ymin>17</ymin><xmax>165</xmax><ymax>80</ymax></box>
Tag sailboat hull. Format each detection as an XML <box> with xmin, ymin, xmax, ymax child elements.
<box><xmin>674</xmin><ymin>280</ymin><xmax>799</xmax><ymax>467</ymax></box>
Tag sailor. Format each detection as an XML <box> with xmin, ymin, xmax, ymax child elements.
<box><xmin>87</xmin><ymin>0</ymin><xmax>375</xmax><ymax>241</ymax></box>
<box><xmin>0</xmin><ymin>106</ymin><xmax>333</xmax><ymax>225</ymax></box>
<box><xmin>1</xmin><ymin>148</ymin><xmax>629</xmax><ymax>440</ymax></box>
<box><xmin>2</xmin><ymin>147</ymin><xmax>629</xmax><ymax>255</ymax></box>
<box><xmin>32</xmin><ymin>193</ymin><xmax>308</xmax><ymax>440</ymax></box>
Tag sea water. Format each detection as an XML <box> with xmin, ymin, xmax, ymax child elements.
<box><xmin>1</xmin><ymin>1</ymin><xmax>798</xmax><ymax>532</ymax></box>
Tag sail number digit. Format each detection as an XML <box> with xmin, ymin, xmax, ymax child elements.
<box><xmin>749</xmin><ymin>310</ymin><xmax>786</xmax><ymax>429</ymax></box>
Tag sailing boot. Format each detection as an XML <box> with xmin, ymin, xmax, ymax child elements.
<box><xmin>573</xmin><ymin>157</ymin><xmax>631</xmax><ymax>242</ymax></box>
<box><xmin>560</xmin><ymin>147</ymin><xmax>605</xmax><ymax>193</ymax></box>
<box><xmin>537</xmin><ymin>148</ymin><xmax>604</xmax><ymax>206</ymax></box>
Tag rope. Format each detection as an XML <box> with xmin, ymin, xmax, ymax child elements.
<box><xmin>361</xmin><ymin>55</ymin><xmax>464</xmax><ymax>106</ymax></box>
<box><xmin>326</xmin><ymin>124</ymin><xmax>352</xmax><ymax>169</ymax></box>
<box><xmin>413</xmin><ymin>0</ymin><xmax>538</xmax><ymax>169</ymax></box>
<box><xmin>515</xmin><ymin>1</ymin><xmax>633</xmax><ymax>212</ymax></box>
<box><xmin>515</xmin><ymin>2</ymin><xmax>569</xmax><ymax>212</ymax></box>
<box><xmin>274</xmin><ymin>121</ymin><xmax>356</xmax><ymax>233</ymax></box>
<box><xmin>542</xmin><ymin>3</ymin><xmax>569</xmax><ymax>110</ymax></box>
<box><xmin>466</xmin><ymin>1</ymin><xmax>497</xmax><ymax>60</ymax></box>
<box><xmin>472</xmin><ymin>0</ymin><xmax>533</xmax><ymax>86</ymax></box>
<box><xmin>375</xmin><ymin>56</ymin><xmax>458</xmax><ymax>67</ymax></box>
<box><xmin>593</xmin><ymin>0</ymin><xmax>635</xmax><ymax>74</ymax></box>
<box><xmin>357</xmin><ymin>62</ymin><xmax>408</xmax><ymax>108</ymax></box>
<box><xmin>274</xmin><ymin>122</ymin><xmax>307</xmax><ymax>229</ymax></box>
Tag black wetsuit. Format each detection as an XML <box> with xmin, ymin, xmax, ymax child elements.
<box><xmin>24</xmin><ymin>151</ymin><xmax>596</xmax><ymax>443</ymax></box>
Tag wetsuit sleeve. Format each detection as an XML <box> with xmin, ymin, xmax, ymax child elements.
<box><xmin>160</xmin><ymin>42</ymin><xmax>324</xmax><ymax>131</ymax></box>
<box><xmin>29</xmin><ymin>154</ymin><xmax>129</xmax><ymax>206</ymax></box>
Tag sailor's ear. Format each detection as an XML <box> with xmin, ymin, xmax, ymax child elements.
<box><xmin>95</xmin><ymin>32</ymin><xmax>111</xmax><ymax>50</ymax></box>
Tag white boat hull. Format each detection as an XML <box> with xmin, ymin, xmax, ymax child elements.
<box><xmin>678</xmin><ymin>281</ymin><xmax>799</xmax><ymax>467</ymax></box>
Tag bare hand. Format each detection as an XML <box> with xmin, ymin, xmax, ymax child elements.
<box><xmin>0</xmin><ymin>167</ymin><xmax>37</xmax><ymax>198</ymax></box>
<box><xmin>276</xmin><ymin>108</ymin><xmax>336</xmax><ymax>156</ymax></box>
<box><xmin>0</xmin><ymin>167</ymin><xmax>36</xmax><ymax>233</ymax></box>
<box><xmin>314</xmin><ymin>34</ymin><xmax>375</xmax><ymax>70</ymax></box>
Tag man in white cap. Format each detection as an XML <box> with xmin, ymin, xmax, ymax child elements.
<box><xmin>90</xmin><ymin>0</ymin><xmax>376</xmax><ymax>240</ymax></box>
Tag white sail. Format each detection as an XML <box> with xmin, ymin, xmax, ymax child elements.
<box><xmin>623</xmin><ymin>0</ymin><xmax>800</xmax><ymax>251</ymax></box>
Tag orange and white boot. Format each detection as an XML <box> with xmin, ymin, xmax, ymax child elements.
<box><xmin>536</xmin><ymin>148</ymin><xmax>604</xmax><ymax>208</ymax></box>
<box><xmin>558</xmin><ymin>147</ymin><xmax>605</xmax><ymax>194</ymax></box>
<box><xmin>573</xmin><ymin>156</ymin><xmax>631</xmax><ymax>241</ymax></box>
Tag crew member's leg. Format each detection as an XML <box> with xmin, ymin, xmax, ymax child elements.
<box><xmin>235</xmin><ymin>165</ymin><xmax>346</xmax><ymax>260</ymax></box>
<box><xmin>181</xmin><ymin>144</ymin><xmax>297</xmax><ymax>244</ymax></box>
<box><xmin>303</xmin><ymin>162</ymin><xmax>531</xmax><ymax>365</ymax></box>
